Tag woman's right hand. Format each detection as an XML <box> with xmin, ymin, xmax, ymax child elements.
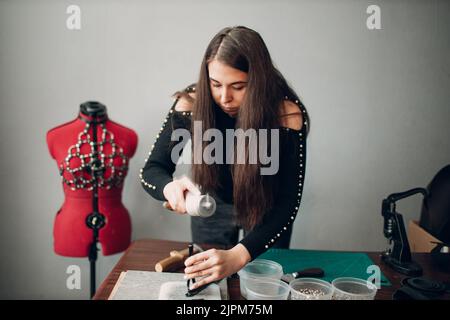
<box><xmin>163</xmin><ymin>176</ymin><xmax>201</xmax><ymax>214</ymax></box>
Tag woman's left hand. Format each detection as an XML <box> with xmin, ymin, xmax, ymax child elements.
<box><xmin>184</xmin><ymin>244</ymin><xmax>251</xmax><ymax>290</ymax></box>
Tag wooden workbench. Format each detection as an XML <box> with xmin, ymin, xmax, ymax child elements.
<box><xmin>93</xmin><ymin>238</ymin><xmax>449</xmax><ymax>300</ymax></box>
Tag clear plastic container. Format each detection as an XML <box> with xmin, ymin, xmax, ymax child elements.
<box><xmin>331</xmin><ymin>277</ymin><xmax>378</xmax><ymax>300</ymax></box>
<box><xmin>238</xmin><ymin>259</ymin><xmax>284</xmax><ymax>299</ymax></box>
<box><xmin>289</xmin><ymin>278</ymin><xmax>334</xmax><ymax>300</ymax></box>
<box><xmin>245</xmin><ymin>278</ymin><xmax>290</xmax><ymax>300</ymax></box>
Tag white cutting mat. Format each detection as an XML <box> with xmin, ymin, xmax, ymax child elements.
<box><xmin>108</xmin><ymin>270</ymin><xmax>227</xmax><ymax>300</ymax></box>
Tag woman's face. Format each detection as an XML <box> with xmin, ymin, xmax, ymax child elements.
<box><xmin>208</xmin><ymin>59</ymin><xmax>248</xmax><ymax>117</ymax></box>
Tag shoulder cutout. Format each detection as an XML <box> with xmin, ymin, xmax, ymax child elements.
<box><xmin>174</xmin><ymin>92</ymin><xmax>196</xmax><ymax>112</ymax></box>
<box><xmin>279</xmin><ymin>100</ymin><xmax>303</xmax><ymax>130</ymax></box>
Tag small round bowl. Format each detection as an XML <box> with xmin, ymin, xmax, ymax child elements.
<box><xmin>289</xmin><ymin>278</ymin><xmax>334</xmax><ymax>300</ymax></box>
<box><xmin>331</xmin><ymin>277</ymin><xmax>378</xmax><ymax>300</ymax></box>
<box><xmin>238</xmin><ymin>259</ymin><xmax>283</xmax><ymax>299</ymax></box>
<box><xmin>245</xmin><ymin>278</ymin><xmax>290</xmax><ymax>300</ymax></box>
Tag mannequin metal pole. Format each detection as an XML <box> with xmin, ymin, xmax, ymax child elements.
<box><xmin>85</xmin><ymin>116</ymin><xmax>106</xmax><ymax>299</ymax></box>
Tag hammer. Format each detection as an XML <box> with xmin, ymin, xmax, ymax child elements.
<box><xmin>154</xmin><ymin>245</ymin><xmax>202</xmax><ymax>272</ymax></box>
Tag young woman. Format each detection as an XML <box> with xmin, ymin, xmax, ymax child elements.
<box><xmin>140</xmin><ymin>26</ymin><xmax>310</xmax><ymax>290</ymax></box>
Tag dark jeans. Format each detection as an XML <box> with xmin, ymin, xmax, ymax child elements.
<box><xmin>190</xmin><ymin>196</ymin><xmax>293</xmax><ymax>250</ymax></box>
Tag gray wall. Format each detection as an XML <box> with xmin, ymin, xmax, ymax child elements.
<box><xmin>0</xmin><ymin>0</ymin><xmax>449</xmax><ymax>299</ymax></box>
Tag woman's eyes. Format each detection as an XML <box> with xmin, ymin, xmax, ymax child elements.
<box><xmin>211</xmin><ymin>84</ymin><xmax>245</xmax><ymax>90</ymax></box>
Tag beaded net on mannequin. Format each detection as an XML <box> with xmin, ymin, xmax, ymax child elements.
<box><xmin>59</xmin><ymin>121</ymin><xmax>129</xmax><ymax>191</ymax></box>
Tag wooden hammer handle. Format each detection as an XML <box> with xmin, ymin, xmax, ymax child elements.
<box><xmin>154</xmin><ymin>255</ymin><xmax>184</xmax><ymax>272</ymax></box>
<box><xmin>155</xmin><ymin>246</ymin><xmax>201</xmax><ymax>272</ymax></box>
<box><xmin>170</xmin><ymin>248</ymin><xmax>190</xmax><ymax>259</ymax></box>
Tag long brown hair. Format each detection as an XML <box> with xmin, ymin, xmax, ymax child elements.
<box><xmin>190</xmin><ymin>26</ymin><xmax>309</xmax><ymax>230</ymax></box>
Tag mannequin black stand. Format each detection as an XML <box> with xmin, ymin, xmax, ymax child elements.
<box><xmin>81</xmin><ymin>101</ymin><xmax>107</xmax><ymax>299</ymax></box>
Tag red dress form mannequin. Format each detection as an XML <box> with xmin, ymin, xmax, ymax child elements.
<box><xmin>47</xmin><ymin>102</ymin><xmax>138</xmax><ymax>257</ymax></box>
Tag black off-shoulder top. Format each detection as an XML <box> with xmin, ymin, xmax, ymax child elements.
<box><xmin>140</xmin><ymin>87</ymin><xmax>308</xmax><ymax>260</ymax></box>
